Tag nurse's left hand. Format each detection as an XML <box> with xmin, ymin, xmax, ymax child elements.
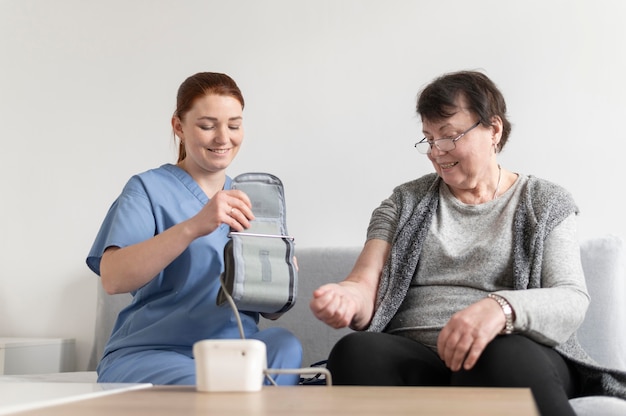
<box><xmin>436</xmin><ymin>297</ymin><xmax>505</xmax><ymax>371</ymax></box>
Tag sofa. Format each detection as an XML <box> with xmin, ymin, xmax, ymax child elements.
<box><xmin>2</xmin><ymin>236</ymin><xmax>626</xmax><ymax>414</ymax></box>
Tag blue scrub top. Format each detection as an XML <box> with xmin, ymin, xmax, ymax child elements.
<box><xmin>86</xmin><ymin>164</ymin><xmax>259</xmax><ymax>358</ymax></box>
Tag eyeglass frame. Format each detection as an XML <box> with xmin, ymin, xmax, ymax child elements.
<box><xmin>414</xmin><ymin>121</ymin><xmax>481</xmax><ymax>154</ymax></box>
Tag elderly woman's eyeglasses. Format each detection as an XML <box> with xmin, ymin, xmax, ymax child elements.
<box><xmin>414</xmin><ymin>121</ymin><xmax>481</xmax><ymax>154</ymax></box>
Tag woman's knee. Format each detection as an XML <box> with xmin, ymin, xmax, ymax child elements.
<box><xmin>454</xmin><ymin>335</ymin><xmax>547</xmax><ymax>385</ymax></box>
<box><xmin>461</xmin><ymin>335</ymin><xmax>571</xmax><ymax>385</ymax></box>
<box><xmin>327</xmin><ymin>332</ymin><xmax>446</xmax><ymax>386</ymax></box>
<box><xmin>253</xmin><ymin>327</ymin><xmax>303</xmax><ymax>368</ymax></box>
<box><xmin>328</xmin><ymin>332</ymin><xmax>379</xmax><ymax>364</ymax></box>
<box><xmin>327</xmin><ymin>332</ymin><xmax>386</xmax><ymax>384</ymax></box>
<box><xmin>451</xmin><ymin>335</ymin><xmax>577</xmax><ymax>415</ymax></box>
<box><xmin>249</xmin><ymin>327</ymin><xmax>302</xmax><ymax>386</ymax></box>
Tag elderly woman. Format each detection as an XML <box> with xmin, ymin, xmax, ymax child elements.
<box><xmin>310</xmin><ymin>70</ymin><xmax>626</xmax><ymax>415</ymax></box>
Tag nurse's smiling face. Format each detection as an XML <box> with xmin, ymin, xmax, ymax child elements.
<box><xmin>173</xmin><ymin>93</ymin><xmax>244</xmax><ymax>176</ymax></box>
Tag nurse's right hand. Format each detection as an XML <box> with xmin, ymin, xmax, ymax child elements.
<box><xmin>190</xmin><ymin>189</ymin><xmax>255</xmax><ymax>236</ymax></box>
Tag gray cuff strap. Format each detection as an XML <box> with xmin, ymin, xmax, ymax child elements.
<box><xmin>217</xmin><ymin>173</ymin><xmax>297</xmax><ymax>314</ymax></box>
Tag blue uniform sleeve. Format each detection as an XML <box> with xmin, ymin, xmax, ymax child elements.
<box><xmin>86</xmin><ymin>176</ymin><xmax>156</xmax><ymax>276</ymax></box>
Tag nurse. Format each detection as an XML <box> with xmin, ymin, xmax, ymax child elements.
<box><xmin>86</xmin><ymin>72</ymin><xmax>302</xmax><ymax>385</ymax></box>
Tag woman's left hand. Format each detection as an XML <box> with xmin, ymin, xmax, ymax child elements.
<box><xmin>437</xmin><ymin>297</ymin><xmax>507</xmax><ymax>371</ymax></box>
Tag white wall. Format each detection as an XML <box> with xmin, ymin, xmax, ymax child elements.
<box><xmin>1</xmin><ymin>0</ymin><xmax>624</xmax><ymax>371</ymax></box>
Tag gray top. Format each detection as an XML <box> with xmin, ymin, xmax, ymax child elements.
<box><xmin>371</xmin><ymin>174</ymin><xmax>588</xmax><ymax>351</ymax></box>
<box><xmin>365</xmin><ymin>172</ymin><xmax>626</xmax><ymax>399</ymax></box>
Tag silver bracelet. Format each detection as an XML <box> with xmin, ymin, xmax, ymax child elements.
<box><xmin>488</xmin><ymin>293</ymin><xmax>514</xmax><ymax>334</ymax></box>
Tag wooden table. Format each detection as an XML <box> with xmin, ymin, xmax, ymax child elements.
<box><xmin>12</xmin><ymin>385</ymin><xmax>538</xmax><ymax>415</ymax></box>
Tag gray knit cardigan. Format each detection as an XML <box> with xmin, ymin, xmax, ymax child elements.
<box><xmin>366</xmin><ymin>173</ymin><xmax>626</xmax><ymax>399</ymax></box>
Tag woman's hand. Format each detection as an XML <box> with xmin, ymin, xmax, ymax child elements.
<box><xmin>437</xmin><ymin>297</ymin><xmax>508</xmax><ymax>371</ymax></box>
<box><xmin>310</xmin><ymin>239</ymin><xmax>389</xmax><ymax>330</ymax></box>
<box><xmin>310</xmin><ymin>282</ymin><xmax>367</xmax><ymax>329</ymax></box>
<box><xmin>188</xmin><ymin>189</ymin><xmax>255</xmax><ymax>238</ymax></box>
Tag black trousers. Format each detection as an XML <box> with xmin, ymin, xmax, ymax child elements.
<box><xmin>327</xmin><ymin>332</ymin><xmax>579</xmax><ymax>416</ymax></box>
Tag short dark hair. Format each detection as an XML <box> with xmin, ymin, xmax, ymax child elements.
<box><xmin>416</xmin><ymin>71</ymin><xmax>511</xmax><ymax>152</ymax></box>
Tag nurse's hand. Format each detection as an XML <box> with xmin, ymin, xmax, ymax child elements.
<box><xmin>190</xmin><ymin>189</ymin><xmax>255</xmax><ymax>237</ymax></box>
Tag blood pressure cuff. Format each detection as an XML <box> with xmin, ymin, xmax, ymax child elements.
<box><xmin>216</xmin><ymin>172</ymin><xmax>297</xmax><ymax>315</ymax></box>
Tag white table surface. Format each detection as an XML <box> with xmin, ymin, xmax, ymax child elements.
<box><xmin>0</xmin><ymin>382</ymin><xmax>152</xmax><ymax>415</ymax></box>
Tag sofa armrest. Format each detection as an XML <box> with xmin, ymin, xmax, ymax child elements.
<box><xmin>577</xmin><ymin>235</ymin><xmax>626</xmax><ymax>371</ymax></box>
<box><xmin>87</xmin><ymin>285</ymin><xmax>132</xmax><ymax>371</ymax></box>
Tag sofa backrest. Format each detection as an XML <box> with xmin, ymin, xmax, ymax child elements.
<box><xmin>89</xmin><ymin>237</ymin><xmax>626</xmax><ymax>373</ymax></box>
